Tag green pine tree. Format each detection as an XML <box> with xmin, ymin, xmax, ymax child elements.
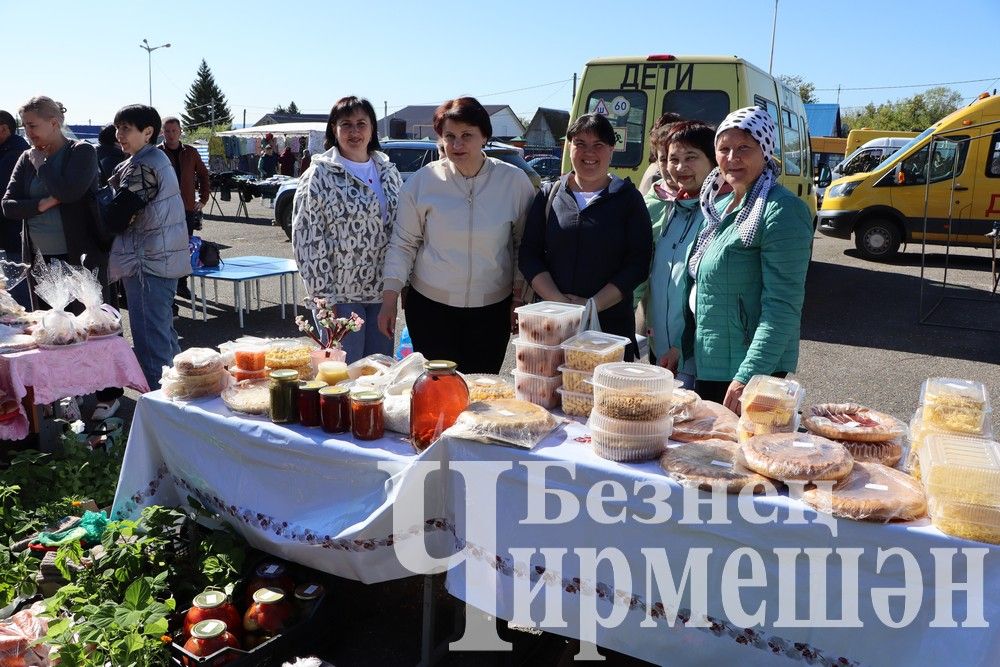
<box><xmin>287</xmin><ymin>101</ymin><xmax>299</xmax><ymax>114</ymax></box>
<box><xmin>181</xmin><ymin>59</ymin><xmax>233</xmax><ymax>130</ymax></box>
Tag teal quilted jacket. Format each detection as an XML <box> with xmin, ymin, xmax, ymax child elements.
<box><xmin>692</xmin><ymin>184</ymin><xmax>813</xmax><ymax>384</ymax></box>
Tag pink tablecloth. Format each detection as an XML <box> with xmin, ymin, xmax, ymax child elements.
<box><xmin>0</xmin><ymin>337</ymin><xmax>150</xmax><ymax>441</ymax></box>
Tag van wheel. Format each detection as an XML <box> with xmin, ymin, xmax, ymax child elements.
<box><xmin>854</xmin><ymin>218</ymin><xmax>901</xmax><ymax>261</ymax></box>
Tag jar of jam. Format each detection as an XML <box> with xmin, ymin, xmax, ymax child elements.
<box><xmin>243</xmin><ymin>587</ymin><xmax>294</xmax><ymax>635</ymax></box>
<box><xmin>351</xmin><ymin>390</ymin><xmax>385</xmax><ymax>440</ymax></box>
<box><xmin>297</xmin><ymin>380</ymin><xmax>326</xmax><ymax>427</ymax></box>
<box><xmin>182</xmin><ymin>619</ymin><xmax>240</xmax><ymax>665</ymax></box>
<box><xmin>316</xmin><ymin>360</ymin><xmax>349</xmax><ymax>386</ymax></box>
<box><xmin>244</xmin><ymin>561</ymin><xmax>296</xmax><ymax>604</ymax></box>
<box><xmin>183</xmin><ymin>589</ymin><xmax>242</xmax><ymax>640</ymax></box>
<box><xmin>293</xmin><ymin>582</ymin><xmax>326</xmax><ymax>618</ymax></box>
<box><xmin>410</xmin><ymin>360</ymin><xmax>469</xmax><ymax>452</ymax></box>
<box><xmin>269</xmin><ymin>370</ymin><xmax>300</xmax><ymax>424</ymax></box>
<box><xmin>320</xmin><ymin>385</ymin><xmax>351</xmax><ymax>434</ymax></box>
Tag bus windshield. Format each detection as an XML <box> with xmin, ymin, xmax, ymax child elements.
<box><xmin>874</xmin><ymin>126</ymin><xmax>935</xmax><ymax>171</ymax></box>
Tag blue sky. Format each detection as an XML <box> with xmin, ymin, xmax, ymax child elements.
<box><xmin>6</xmin><ymin>0</ymin><xmax>998</xmax><ymax>129</ymax></box>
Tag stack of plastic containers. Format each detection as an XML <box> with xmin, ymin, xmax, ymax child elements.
<box><xmin>512</xmin><ymin>302</ymin><xmax>584</xmax><ymax>409</ymax></box>
<box><xmin>555</xmin><ymin>330</ymin><xmax>630</xmax><ymax>417</ymax></box>
<box><xmin>921</xmin><ymin>433</ymin><xmax>1000</xmax><ymax>543</ymax></box>
<box><xmin>737</xmin><ymin>375</ymin><xmax>804</xmax><ymax>444</ymax></box>
<box><xmin>587</xmin><ymin>362</ymin><xmax>674</xmax><ymax>461</ymax></box>
<box><xmin>908</xmin><ymin>378</ymin><xmax>994</xmax><ymax>479</ymax></box>
<box><xmin>230</xmin><ymin>342</ymin><xmax>269</xmax><ymax>382</ymax></box>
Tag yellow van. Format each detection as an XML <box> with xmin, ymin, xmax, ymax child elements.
<box><xmin>818</xmin><ymin>92</ymin><xmax>1000</xmax><ymax>260</ymax></box>
<box><xmin>564</xmin><ymin>55</ymin><xmax>817</xmax><ymax>219</ymax></box>
<box><xmin>845</xmin><ymin>129</ymin><xmax>919</xmax><ymax>156</ymax></box>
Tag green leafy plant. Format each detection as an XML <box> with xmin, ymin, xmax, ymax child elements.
<box><xmin>0</xmin><ymin>543</ymin><xmax>36</xmax><ymax>607</ymax></box>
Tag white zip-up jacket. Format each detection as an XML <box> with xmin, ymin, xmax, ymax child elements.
<box><xmin>292</xmin><ymin>147</ymin><xmax>402</xmax><ymax>303</ymax></box>
<box><xmin>382</xmin><ymin>156</ymin><xmax>535</xmax><ymax>308</ymax></box>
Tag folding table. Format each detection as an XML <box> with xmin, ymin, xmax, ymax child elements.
<box><xmin>188</xmin><ymin>256</ymin><xmax>299</xmax><ymax>329</ymax></box>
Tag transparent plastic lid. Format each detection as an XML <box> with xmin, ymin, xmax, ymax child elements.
<box><xmin>591</xmin><ymin>362</ymin><xmax>674</xmax><ymax>393</ymax></box>
<box><xmin>511</xmin><ymin>369</ymin><xmax>563</xmax><ymax>386</ymax></box>
<box><xmin>514</xmin><ymin>301</ymin><xmax>585</xmax><ymax>318</ymax></box>
<box><xmin>511</xmin><ymin>336</ymin><xmax>563</xmax><ymax>351</ymax></box>
<box><xmin>588</xmin><ymin>411</ymin><xmax>673</xmax><ymax>437</ymax></box>
<box><xmin>921</xmin><ymin>377</ymin><xmax>991</xmax><ymax>409</ymax></box>
<box><xmin>558</xmin><ymin>364</ymin><xmax>593</xmax><ymax>377</ymax></box>
<box><xmin>560</xmin><ymin>331</ymin><xmax>630</xmax><ymax>354</ymax></box>
<box><xmin>919</xmin><ymin>377</ymin><xmax>992</xmax><ymax>434</ymax></box>
<box><xmin>740</xmin><ymin>375</ymin><xmax>804</xmax><ymax>415</ymax></box>
<box><xmin>922</xmin><ymin>434</ymin><xmax>1000</xmax><ymax>506</ymax></box>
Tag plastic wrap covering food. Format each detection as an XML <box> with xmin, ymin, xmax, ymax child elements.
<box><xmin>217</xmin><ymin>336</ymin><xmax>269</xmax><ymax>366</ymax></box>
<box><xmin>741</xmin><ymin>432</ymin><xmax>853</xmax><ymax>482</ymax></box>
<box><xmin>739</xmin><ymin>375</ymin><xmax>804</xmax><ymax>428</ymax></box>
<box><xmin>668</xmin><ymin>388</ymin><xmax>699</xmax><ymax>422</ymax></box>
<box><xmin>591</xmin><ymin>362</ymin><xmax>674</xmax><ymax>421</ymax></box>
<box><xmin>444</xmin><ymin>399</ymin><xmax>558</xmax><ymax>449</ymax></box>
<box><xmin>221</xmin><ymin>379</ymin><xmax>270</xmax><ymax>415</ymax></box>
<box><xmin>0</xmin><ymin>326</ymin><xmax>36</xmax><ymax>353</ymax></box>
<box><xmin>515</xmin><ymin>301</ymin><xmax>584</xmax><ymax>345</ymax></box>
<box><xmin>560</xmin><ymin>331</ymin><xmax>629</xmax><ymax>371</ymax></box>
<box><xmin>929</xmin><ymin>497</ymin><xmax>1000</xmax><ymax>544</ymax></box>
<box><xmin>30</xmin><ymin>256</ymin><xmax>86</xmax><ymax>346</ymax></box>
<box><xmin>804</xmin><ymin>402</ymin><xmax>905</xmax><ymax>442</ymax></box>
<box><xmin>659</xmin><ymin>438</ymin><xmax>771</xmax><ymax>494</ymax></box>
<box><xmin>173</xmin><ymin>348</ymin><xmax>225</xmax><ymax>376</ymax></box>
<box><xmin>671</xmin><ymin>400</ymin><xmax>738</xmax><ymax>443</ymax></box>
<box><xmin>0</xmin><ymin>288</ymin><xmax>27</xmax><ymax>323</ymax></box>
<box><xmin>906</xmin><ymin>410</ymin><xmax>994</xmax><ymax>480</ymax></box>
<box><xmin>0</xmin><ymin>601</ymin><xmax>51</xmax><ymax>666</ymax></box>
<box><xmin>67</xmin><ymin>264</ymin><xmax>120</xmax><ymax>337</ymax></box>
<box><xmin>801</xmin><ymin>461</ymin><xmax>927</xmax><ymax>522</ymax></box>
<box><xmin>465</xmin><ymin>374</ymin><xmax>515</xmax><ymax>402</ymax></box>
<box><xmin>588</xmin><ymin>412</ymin><xmax>672</xmax><ymax>462</ymax></box>
<box><xmin>512</xmin><ymin>370</ymin><xmax>561</xmax><ymax>409</ymax></box>
<box><xmin>161</xmin><ymin>366</ymin><xmax>233</xmax><ymax>399</ymax></box>
<box><xmin>921</xmin><ymin>434</ymin><xmax>1000</xmax><ymax>506</ymax></box>
<box><xmin>347</xmin><ymin>353</ymin><xmax>394</xmax><ymax>380</ymax></box>
<box><xmin>737</xmin><ymin>414</ymin><xmax>800</xmax><ymax>444</ymax></box>
<box><xmin>919</xmin><ymin>377</ymin><xmax>991</xmax><ymax>435</ymax></box>
<box><xmin>347</xmin><ymin>352</ymin><xmax>426</xmax><ymax>434</ymax></box>
<box><xmin>265</xmin><ymin>338</ymin><xmax>318</xmax><ymax>371</ymax></box>
<box><xmin>513</xmin><ymin>336</ymin><xmax>563</xmax><ymax>376</ymax></box>
<box><xmin>838</xmin><ymin>438</ymin><xmax>904</xmax><ymax>467</ymax></box>
<box><xmin>559</xmin><ymin>365</ymin><xmax>593</xmax><ymax>394</ymax></box>
<box><xmin>557</xmin><ymin>387</ymin><xmax>593</xmax><ymax>417</ymax></box>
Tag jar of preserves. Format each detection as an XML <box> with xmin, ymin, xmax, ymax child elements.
<box><xmin>183</xmin><ymin>589</ymin><xmax>242</xmax><ymax>640</ymax></box>
<box><xmin>410</xmin><ymin>360</ymin><xmax>469</xmax><ymax>452</ymax></box>
<box><xmin>293</xmin><ymin>582</ymin><xmax>326</xmax><ymax>618</ymax></box>
<box><xmin>182</xmin><ymin>619</ymin><xmax>240</xmax><ymax>665</ymax></box>
<box><xmin>351</xmin><ymin>390</ymin><xmax>385</xmax><ymax>440</ymax></box>
<box><xmin>320</xmin><ymin>385</ymin><xmax>351</xmax><ymax>434</ymax></box>
<box><xmin>243</xmin><ymin>587</ymin><xmax>294</xmax><ymax>635</ymax></box>
<box><xmin>297</xmin><ymin>380</ymin><xmax>326</xmax><ymax>427</ymax></box>
<box><xmin>244</xmin><ymin>561</ymin><xmax>296</xmax><ymax>604</ymax></box>
<box><xmin>269</xmin><ymin>370</ymin><xmax>300</xmax><ymax>424</ymax></box>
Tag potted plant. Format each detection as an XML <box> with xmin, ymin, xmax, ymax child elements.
<box><xmin>295</xmin><ymin>298</ymin><xmax>364</xmax><ymax>365</ymax></box>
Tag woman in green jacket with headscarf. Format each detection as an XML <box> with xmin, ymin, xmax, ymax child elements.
<box><xmin>688</xmin><ymin>107</ymin><xmax>813</xmax><ymax>413</ymax></box>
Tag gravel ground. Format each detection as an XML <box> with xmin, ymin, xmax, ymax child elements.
<box><xmin>97</xmin><ymin>194</ymin><xmax>999</xmax><ymax>665</ymax></box>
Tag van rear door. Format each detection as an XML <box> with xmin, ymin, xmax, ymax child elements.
<box><xmin>974</xmin><ymin>128</ymin><xmax>1000</xmax><ymax>230</ymax></box>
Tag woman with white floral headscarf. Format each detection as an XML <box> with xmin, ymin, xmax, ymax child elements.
<box><xmin>686</xmin><ymin>106</ymin><xmax>813</xmax><ymax>413</ymax></box>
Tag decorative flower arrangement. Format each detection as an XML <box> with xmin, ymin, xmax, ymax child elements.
<box><xmin>296</xmin><ymin>297</ymin><xmax>364</xmax><ymax>349</ymax></box>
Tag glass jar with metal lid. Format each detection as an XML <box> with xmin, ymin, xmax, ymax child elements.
<box><xmin>269</xmin><ymin>369</ymin><xmax>300</xmax><ymax>424</ymax></box>
<box><xmin>351</xmin><ymin>390</ymin><xmax>385</xmax><ymax>440</ymax></box>
<box><xmin>410</xmin><ymin>360</ymin><xmax>469</xmax><ymax>452</ymax></box>
<box><xmin>297</xmin><ymin>380</ymin><xmax>326</xmax><ymax>427</ymax></box>
<box><xmin>320</xmin><ymin>385</ymin><xmax>351</xmax><ymax>434</ymax></box>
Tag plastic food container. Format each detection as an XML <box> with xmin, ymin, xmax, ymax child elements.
<box><xmin>465</xmin><ymin>375</ymin><xmax>515</xmax><ymax>402</ymax></box>
<box><xmin>560</xmin><ymin>331</ymin><xmax>630</xmax><ymax>371</ymax></box>
<box><xmin>515</xmin><ymin>302</ymin><xmax>584</xmax><ymax>346</ymax></box>
<box><xmin>589</xmin><ymin>412</ymin><xmax>673</xmax><ymax>438</ymax></box>
<box><xmin>920</xmin><ymin>377</ymin><xmax>992</xmax><ymax>435</ymax></box>
<box><xmin>922</xmin><ymin>434</ymin><xmax>1000</xmax><ymax>506</ymax></box>
<box><xmin>513</xmin><ymin>336</ymin><xmax>564</xmax><ymax>376</ymax></box>
<box><xmin>232</xmin><ymin>367</ymin><xmax>269</xmax><ymax>382</ymax></box>
<box><xmin>737</xmin><ymin>414</ymin><xmax>801</xmax><ymax>444</ymax></box>
<box><xmin>559</xmin><ymin>364</ymin><xmax>593</xmax><ymax>394</ymax></box>
<box><xmin>589</xmin><ymin>363</ymin><xmax>674</xmax><ymax>421</ymax></box>
<box><xmin>557</xmin><ymin>387</ymin><xmax>593</xmax><ymax>417</ymax></box>
<box><xmin>929</xmin><ymin>497</ymin><xmax>1000</xmax><ymax>544</ymax></box>
<box><xmin>233</xmin><ymin>343</ymin><xmax>267</xmax><ymax>371</ymax></box>
<box><xmin>512</xmin><ymin>370</ymin><xmax>562</xmax><ymax>409</ymax></box>
<box><xmin>739</xmin><ymin>375</ymin><xmax>804</xmax><ymax>427</ymax></box>
<box><xmin>588</xmin><ymin>413</ymin><xmax>672</xmax><ymax>462</ymax></box>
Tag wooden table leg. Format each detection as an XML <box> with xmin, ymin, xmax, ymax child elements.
<box><xmin>23</xmin><ymin>385</ymin><xmax>39</xmax><ymax>434</ymax></box>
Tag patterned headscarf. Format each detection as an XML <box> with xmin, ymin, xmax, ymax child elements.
<box><xmin>688</xmin><ymin>106</ymin><xmax>779</xmax><ymax>278</ymax></box>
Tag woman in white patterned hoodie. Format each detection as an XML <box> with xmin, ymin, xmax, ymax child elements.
<box><xmin>291</xmin><ymin>97</ymin><xmax>402</xmax><ymax>363</ymax></box>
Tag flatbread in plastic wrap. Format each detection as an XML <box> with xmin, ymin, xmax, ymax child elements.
<box><xmin>444</xmin><ymin>399</ymin><xmax>558</xmax><ymax>449</ymax></box>
<box><xmin>161</xmin><ymin>366</ymin><xmax>232</xmax><ymax>399</ymax></box>
<box><xmin>801</xmin><ymin>461</ymin><xmax>927</xmax><ymax>522</ymax></box>
<box><xmin>659</xmin><ymin>439</ymin><xmax>771</xmax><ymax>494</ymax></box>
<box><xmin>671</xmin><ymin>400</ymin><xmax>738</xmax><ymax>443</ymax></box>
<box><xmin>838</xmin><ymin>438</ymin><xmax>904</xmax><ymax>467</ymax></box>
<box><xmin>668</xmin><ymin>388</ymin><xmax>699</xmax><ymax>422</ymax></box>
<box><xmin>803</xmin><ymin>402</ymin><xmax>905</xmax><ymax>443</ymax></box>
<box><xmin>173</xmin><ymin>348</ymin><xmax>225</xmax><ymax>376</ymax></box>
<box><xmin>742</xmin><ymin>432</ymin><xmax>853</xmax><ymax>482</ymax></box>
<box><xmin>30</xmin><ymin>254</ymin><xmax>87</xmax><ymax>345</ymax></box>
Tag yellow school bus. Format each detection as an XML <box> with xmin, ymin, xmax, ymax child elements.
<box><xmin>564</xmin><ymin>54</ymin><xmax>817</xmax><ymax>219</ymax></box>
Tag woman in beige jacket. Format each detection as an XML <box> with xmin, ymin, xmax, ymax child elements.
<box><xmin>378</xmin><ymin>97</ymin><xmax>535</xmax><ymax>373</ymax></box>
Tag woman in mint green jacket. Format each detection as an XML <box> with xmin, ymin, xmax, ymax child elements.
<box><xmin>639</xmin><ymin>121</ymin><xmax>717</xmax><ymax>389</ymax></box>
<box><xmin>688</xmin><ymin>107</ymin><xmax>813</xmax><ymax>412</ymax></box>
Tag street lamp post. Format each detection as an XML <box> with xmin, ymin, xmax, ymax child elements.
<box><xmin>139</xmin><ymin>38</ymin><xmax>171</xmax><ymax>106</ymax></box>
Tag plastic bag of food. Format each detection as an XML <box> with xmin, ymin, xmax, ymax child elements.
<box><xmin>30</xmin><ymin>255</ymin><xmax>86</xmax><ymax>346</ymax></box>
<box><xmin>160</xmin><ymin>366</ymin><xmax>233</xmax><ymax>399</ymax></box>
<box><xmin>443</xmin><ymin>399</ymin><xmax>558</xmax><ymax>449</ymax></box>
<box><xmin>173</xmin><ymin>348</ymin><xmax>225</xmax><ymax>377</ymax></box>
<box><xmin>67</xmin><ymin>264</ymin><xmax>120</xmax><ymax>337</ymax></box>
<box><xmin>0</xmin><ymin>601</ymin><xmax>51</xmax><ymax>666</ymax></box>
<box><xmin>347</xmin><ymin>353</ymin><xmax>395</xmax><ymax>381</ymax></box>
<box><xmin>803</xmin><ymin>402</ymin><xmax>905</xmax><ymax>443</ymax></box>
<box><xmin>671</xmin><ymin>400</ymin><xmax>738</xmax><ymax>442</ymax></box>
<box><xmin>363</xmin><ymin>352</ymin><xmax>425</xmax><ymax>433</ymax></box>
<box><xmin>800</xmin><ymin>461</ymin><xmax>927</xmax><ymax>522</ymax></box>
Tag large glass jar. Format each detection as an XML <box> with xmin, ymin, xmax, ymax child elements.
<box><xmin>410</xmin><ymin>360</ymin><xmax>469</xmax><ymax>452</ymax></box>
<box><xmin>320</xmin><ymin>385</ymin><xmax>351</xmax><ymax>434</ymax></box>
<box><xmin>244</xmin><ymin>561</ymin><xmax>295</xmax><ymax>605</ymax></box>
<box><xmin>297</xmin><ymin>380</ymin><xmax>326</xmax><ymax>427</ymax></box>
<box><xmin>351</xmin><ymin>390</ymin><xmax>385</xmax><ymax>440</ymax></box>
<box><xmin>182</xmin><ymin>619</ymin><xmax>240</xmax><ymax>665</ymax></box>
<box><xmin>269</xmin><ymin>370</ymin><xmax>300</xmax><ymax>424</ymax></box>
<box><xmin>183</xmin><ymin>589</ymin><xmax>242</xmax><ymax>640</ymax></box>
<box><xmin>242</xmin><ymin>587</ymin><xmax>294</xmax><ymax>636</ymax></box>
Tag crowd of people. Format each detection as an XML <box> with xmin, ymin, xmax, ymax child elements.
<box><xmin>1</xmin><ymin>90</ymin><xmax>813</xmax><ymax>420</ymax></box>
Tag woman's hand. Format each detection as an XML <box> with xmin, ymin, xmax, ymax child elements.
<box><xmin>723</xmin><ymin>380</ymin><xmax>746</xmax><ymax>415</ymax></box>
<box><xmin>657</xmin><ymin>347</ymin><xmax>680</xmax><ymax>373</ymax></box>
<box><xmin>37</xmin><ymin>196</ymin><xmax>60</xmax><ymax>213</ymax></box>
<box><xmin>377</xmin><ymin>292</ymin><xmax>399</xmax><ymax>339</ymax></box>
<box><xmin>564</xmin><ymin>294</ymin><xmax>587</xmax><ymax>306</ymax></box>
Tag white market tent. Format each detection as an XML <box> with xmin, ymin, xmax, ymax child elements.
<box><xmin>218</xmin><ymin>122</ymin><xmax>328</xmax><ymax>154</ymax></box>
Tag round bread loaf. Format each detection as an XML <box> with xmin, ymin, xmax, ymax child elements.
<box><xmin>838</xmin><ymin>438</ymin><xmax>904</xmax><ymax>467</ymax></box>
<box><xmin>660</xmin><ymin>439</ymin><xmax>771</xmax><ymax>494</ymax></box>
<box><xmin>452</xmin><ymin>399</ymin><xmax>556</xmax><ymax>442</ymax></box>
<box><xmin>801</xmin><ymin>461</ymin><xmax>927</xmax><ymax>522</ymax></box>
<box><xmin>672</xmin><ymin>400</ymin><xmax>738</xmax><ymax>443</ymax></box>
<box><xmin>742</xmin><ymin>432</ymin><xmax>853</xmax><ymax>482</ymax></box>
<box><xmin>804</xmin><ymin>403</ymin><xmax>904</xmax><ymax>443</ymax></box>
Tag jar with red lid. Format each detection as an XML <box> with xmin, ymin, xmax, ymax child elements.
<box><xmin>410</xmin><ymin>360</ymin><xmax>469</xmax><ymax>452</ymax></box>
<box><xmin>297</xmin><ymin>380</ymin><xmax>326</xmax><ymax>427</ymax></box>
<box><xmin>244</xmin><ymin>561</ymin><xmax>295</xmax><ymax>604</ymax></box>
<box><xmin>320</xmin><ymin>385</ymin><xmax>351</xmax><ymax>433</ymax></box>
<box><xmin>182</xmin><ymin>619</ymin><xmax>240</xmax><ymax>665</ymax></box>
<box><xmin>351</xmin><ymin>390</ymin><xmax>385</xmax><ymax>440</ymax></box>
<box><xmin>183</xmin><ymin>589</ymin><xmax>242</xmax><ymax>640</ymax></box>
<box><xmin>243</xmin><ymin>587</ymin><xmax>294</xmax><ymax>635</ymax></box>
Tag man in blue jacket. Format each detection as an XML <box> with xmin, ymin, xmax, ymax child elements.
<box><xmin>0</xmin><ymin>110</ymin><xmax>30</xmax><ymax>307</ymax></box>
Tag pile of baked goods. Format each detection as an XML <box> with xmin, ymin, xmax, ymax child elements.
<box><xmin>737</xmin><ymin>376</ymin><xmax>803</xmax><ymax>443</ymax></box>
<box><xmin>446</xmin><ymin>398</ymin><xmax>557</xmax><ymax>449</ymax></box>
<box><xmin>804</xmin><ymin>402</ymin><xmax>906</xmax><ymax>467</ymax></box>
<box><xmin>511</xmin><ymin>302</ymin><xmax>585</xmax><ymax>410</ymax></box>
<box><xmin>161</xmin><ymin>348</ymin><xmax>233</xmax><ymax>399</ymax></box>
<box><xmin>587</xmin><ymin>362</ymin><xmax>674</xmax><ymax>462</ymax></box>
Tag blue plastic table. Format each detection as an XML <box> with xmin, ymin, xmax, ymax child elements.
<box><xmin>188</xmin><ymin>256</ymin><xmax>299</xmax><ymax>329</ymax></box>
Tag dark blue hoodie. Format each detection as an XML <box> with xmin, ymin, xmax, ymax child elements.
<box><xmin>0</xmin><ymin>132</ymin><xmax>29</xmax><ymax>250</ymax></box>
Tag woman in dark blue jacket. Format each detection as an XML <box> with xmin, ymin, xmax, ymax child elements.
<box><xmin>518</xmin><ymin>114</ymin><xmax>652</xmax><ymax>358</ymax></box>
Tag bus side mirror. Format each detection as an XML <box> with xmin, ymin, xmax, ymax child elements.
<box><xmin>815</xmin><ymin>165</ymin><xmax>832</xmax><ymax>189</ymax></box>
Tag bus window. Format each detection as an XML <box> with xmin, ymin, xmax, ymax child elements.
<box><xmin>754</xmin><ymin>95</ymin><xmax>782</xmax><ymax>172</ymax></box>
<box><xmin>986</xmin><ymin>130</ymin><xmax>1000</xmax><ymax>177</ymax></box>
<box><xmin>661</xmin><ymin>90</ymin><xmax>730</xmax><ymax>126</ymax></box>
<box><xmin>586</xmin><ymin>90</ymin><xmax>647</xmax><ymax>168</ymax></box>
<box><xmin>781</xmin><ymin>107</ymin><xmax>802</xmax><ymax>176</ymax></box>
<box><xmin>897</xmin><ymin>137</ymin><xmax>970</xmax><ymax>185</ymax></box>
